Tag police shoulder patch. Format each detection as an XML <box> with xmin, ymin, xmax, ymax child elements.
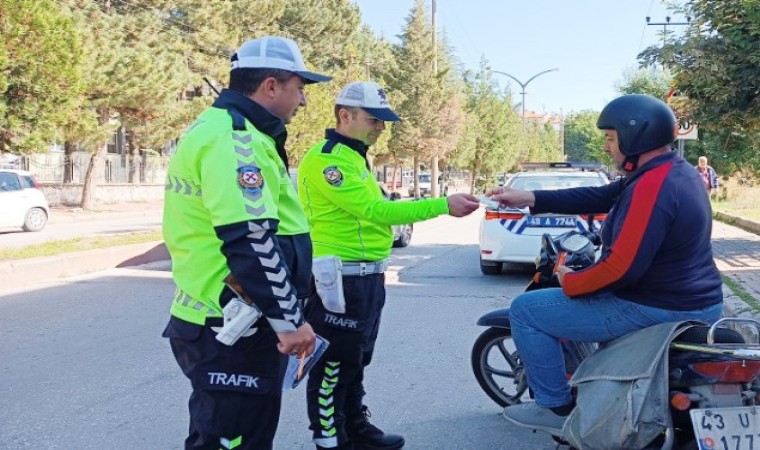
<box><xmin>323</xmin><ymin>166</ymin><xmax>344</xmax><ymax>187</ymax></box>
<box><xmin>237</xmin><ymin>165</ymin><xmax>264</xmax><ymax>193</ymax></box>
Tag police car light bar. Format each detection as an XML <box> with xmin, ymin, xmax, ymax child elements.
<box><xmin>519</xmin><ymin>162</ymin><xmax>605</xmax><ymax>171</ymax></box>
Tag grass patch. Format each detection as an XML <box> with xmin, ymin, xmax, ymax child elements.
<box><xmin>0</xmin><ymin>230</ymin><xmax>163</xmax><ymax>261</ymax></box>
<box><xmin>723</xmin><ymin>275</ymin><xmax>760</xmax><ymax>314</ymax></box>
<box><xmin>712</xmin><ymin>180</ymin><xmax>760</xmax><ymax>222</ymax></box>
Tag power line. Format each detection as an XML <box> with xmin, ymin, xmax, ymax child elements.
<box><xmin>437</xmin><ymin>0</ymin><xmax>480</xmax><ymax>67</ymax></box>
<box><xmin>638</xmin><ymin>0</ymin><xmax>657</xmax><ymax>51</ymax></box>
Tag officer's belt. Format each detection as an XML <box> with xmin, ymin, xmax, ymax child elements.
<box><xmin>342</xmin><ymin>260</ymin><xmax>388</xmax><ymax>276</ymax></box>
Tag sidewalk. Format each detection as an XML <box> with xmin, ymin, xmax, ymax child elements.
<box><xmin>711</xmin><ymin>211</ymin><xmax>760</xmax><ymax>320</ymax></box>
<box><xmin>48</xmin><ymin>200</ymin><xmax>164</xmax><ymax>224</ymax></box>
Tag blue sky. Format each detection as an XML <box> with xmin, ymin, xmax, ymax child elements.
<box><xmin>351</xmin><ymin>0</ymin><xmax>687</xmax><ymax>115</ymax></box>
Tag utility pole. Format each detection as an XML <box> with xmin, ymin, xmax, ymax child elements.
<box><xmin>430</xmin><ymin>0</ymin><xmax>440</xmax><ymax>198</ymax></box>
<box><xmin>646</xmin><ymin>16</ymin><xmax>690</xmax><ymax>158</ymax></box>
<box><xmin>645</xmin><ymin>16</ymin><xmax>691</xmax><ymax>48</ymax></box>
<box><xmin>559</xmin><ymin>108</ymin><xmax>565</xmax><ymax>158</ymax></box>
<box><xmin>492</xmin><ymin>68</ymin><xmax>559</xmax><ymax>126</ymax></box>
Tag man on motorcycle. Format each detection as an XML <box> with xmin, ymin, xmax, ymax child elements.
<box><xmin>487</xmin><ymin>94</ymin><xmax>724</xmax><ymax>435</ymax></box>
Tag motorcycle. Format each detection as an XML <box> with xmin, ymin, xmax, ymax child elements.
<box><xmin>471</xmin><ymin>220</ymin><xmax>760</xmax><ymax>450</ymax></box>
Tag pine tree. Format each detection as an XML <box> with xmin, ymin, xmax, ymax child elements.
<box><xmin>0</xmin><ymin>0</ymin><xmax>83</xmax><ymax>154</ymax></box>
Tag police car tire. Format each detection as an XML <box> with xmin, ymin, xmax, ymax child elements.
<box><xmin>480</xmin><ymin>260</ymin><xmax>502</xmax><ymax>275</ymax></box>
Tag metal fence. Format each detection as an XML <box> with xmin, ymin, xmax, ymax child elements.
<box><xmin>18</xmin><ymin>152</ymin><xmax>169</xmax><ymax>184</ymax></box>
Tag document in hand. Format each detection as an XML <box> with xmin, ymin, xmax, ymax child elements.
<box><xmin>283</xmin><ymin>335</ymin><xmax>330</xmax><ymax>391</ymax></box>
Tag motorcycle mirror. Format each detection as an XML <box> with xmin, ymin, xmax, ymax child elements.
<box><xmin>541</xmin><ymin>233</ymin><xmax>559</xmax><ymax>260</ymax></box>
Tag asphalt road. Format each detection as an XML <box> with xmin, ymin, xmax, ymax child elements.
<box><xmin>0</xmin><ymin>212</ymin><xmax>559</xmax><ymax>450</ymax></box>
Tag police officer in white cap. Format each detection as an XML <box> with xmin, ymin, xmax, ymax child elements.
<box><xmin>162</xmin><ymin>35</ymin><xmax>330</xmax><ymax>450</ymax></box>
<box><xmin>297</xmin><ymin>82</ymin><xmax>479</xmax><ymax>450</ymax></box>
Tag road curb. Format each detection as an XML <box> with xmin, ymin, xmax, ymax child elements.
<box><xmin>0</xmin><ymin>241</ymin><xmax>169</xmax><ymax>286</ymax></box>
<box><xmin>714</xmin><ymin>210</ymin><xmax>760</xmax><ymax>236</ymax></box>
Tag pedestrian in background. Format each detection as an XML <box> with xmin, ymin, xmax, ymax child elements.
<box><xmin>297</xmin><ymin>81</ymin><xmax>480</xmax><ymax>450</ymax></box>
<box><xmin>695</xmin><ymin>155</ymin><xmax>719</xmax><ymax>199</ymax></box>
<box><xmin>162</xmin><ymin>36</ymin><xmax>330</xmax><ymax>450</ymax></box>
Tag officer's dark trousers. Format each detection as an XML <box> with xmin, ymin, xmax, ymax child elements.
<box><xmin>305</xmin><ymin>273</ymin><xmax>386</xmax><ymax>448</ymax></box>
<box><xmin>163</xmin><ymin>316</ymin><xmax>288</xmax><ymax>450</ymax></box>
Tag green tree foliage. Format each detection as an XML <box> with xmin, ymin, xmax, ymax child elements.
<box><xmin>0</xmin><ymin>0</ymin><xmax>584</xmax><ymax>204</ymax></box>
<box><xmin>279</xmin><ymin>0</ymin><xmax>366</xmax><ymax>164</ymax></box>
<box><xmin>276</xmin><ymin>0</ymin><xmax>361</xmax><ymax>70</ymax></box>
<box><xmin>389</xmin><ymin>0</ymin><xmax>465</xmax><ymax>196</ymax></box>
<box><xmin>684</xmin><ymin>129</ymin><xmax>760</xmax><ymax>175</ymax></box>
<box><xmin>614</xmin><ymin>67</ymin><xmax>673</xmax><ymax>99</ymax></box>
<box><xmin>520</xmin><ymin>122</ymin><xmax>563</xmax><ymax>164</ymax></box>
<box><xmin>639</xmin><ymin>0</ymin><xmax>760</xmax><ymax>131</ymax></box>
<box><xmin>456</xmin><ymin>62</ymin><xmax>521</xmax><ymax>193</ymax></box>
<box><xmin>563</xmin><ymin>110</ymin><xmax>609</xmax><ymax>166</ymax></box>
<box><xmin>0</xmin><ymin>0</ymin><xmax>83</xmax><ymax>153</ymax></box>
<box><xmin>637</xmin><ymin>0</ymin><xmax>760</xmax><ymax>176</ymax></box>
<box><xmin>58</xmin><ymin>0</ymin><xmax>196</xmax><ymax>207</ymax></box>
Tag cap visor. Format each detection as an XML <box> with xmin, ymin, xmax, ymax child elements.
<box><xmin>295</xmin><ymin>70</ymin><xmax>332</xmax><ymax>84</ymax></box>
<box><xmin>363</xmin><ymin>107</ymin><xmax>401</xmax><ymax>122</ymax></box>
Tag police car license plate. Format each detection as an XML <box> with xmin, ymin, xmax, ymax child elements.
<box><xmin>525</xmin><ymin>216</ymin><xmax>576</xmax><ymax>228</ymax></box>
<box><xmin>689</xmin><ymin>406</ymin><xmax>760</xmax><ymax>449</ymax></box>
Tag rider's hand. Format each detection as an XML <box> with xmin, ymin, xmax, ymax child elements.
<box><xmin>446</xmin><ymin>193</ymin><xmax>480</xmax><ymax>217</ymax></box>
<box><xmin>276</xmin><ymin>322</ymin><xmax>316</xmax><ymax>356</ymax></box>
<box><xmin>485</xmin><ymin>187</ymin><xmax>536</xmax><ymax>209</ymax></box>
<box><xmin>555</xmin><ymin>265</ymin><xmax>574</xmax><ymax>286</ymax></box>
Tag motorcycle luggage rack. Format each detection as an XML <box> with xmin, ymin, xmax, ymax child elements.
<box><xmin>671</xmin><ymin>318</ymin><xmax>760</xmax><ymax>360</ymax></box>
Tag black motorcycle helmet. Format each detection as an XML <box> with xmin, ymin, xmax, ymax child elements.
<box><xmin>596</xmin><ymin>94</ymin><xmax>676</xmax><ymax>171</ymax></box>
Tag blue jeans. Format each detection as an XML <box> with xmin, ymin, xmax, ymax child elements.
<box><xmin>508</xmin><ymin>288</ymin><xmax>723</xmax><ymax>408</ymax></box>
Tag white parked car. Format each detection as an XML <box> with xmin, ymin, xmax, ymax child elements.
<box><xmin>0</xmin><ymin>169</ymin><xmax>49</xmax><ymax>232</ymax></box>
<box><xmin>479</xmin><ymin>168</ymin><xmax>609</xmax><ymax>275</ymax></box>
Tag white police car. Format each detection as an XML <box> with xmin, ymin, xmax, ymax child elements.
<box><xmin>479</xmin><ymin>163</ymin><xmax>609</xmax><ymax>275</ymax></box>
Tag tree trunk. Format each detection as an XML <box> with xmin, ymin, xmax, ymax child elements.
<box><xmin>431</xmin><ymin>155</ymin><xmax>439</xmax><ymax>197</ymax></box>
<box><xmin>412</xmin><ymin>156</ymin><xmax>420</xmax><ymax>198</ymax></box>
<box><xmin>80</xmin><ymin>141</ymin><xmax>106</xmax><ymax>209</ymax></box>
<box><xmin>126</xmin><ymin>130</ymin><xmax>137</xmax><ymax>184</ymax></box>
<box><xmin>63</xmin><ymin>141</ymin><xmax>76</xmax><ymax>183</ymax></box>
<box><xmin>140</xmin><ymin>150</ymin><xmax>147</xmax><ymax>182</ymax></box>
<box><xmin>469</xmin><ymin>161</ymin><xmax>480</xmax><ymax>195</ymax></box>
<box><xmin>391</xmin><ymin>161</ymin><xmax>399</xmax><ymax>193</ymax></box>
<box><xmin>81</xmin><ymin>107</ymin><xmax>110</xmax><ymax>209</ymax></box>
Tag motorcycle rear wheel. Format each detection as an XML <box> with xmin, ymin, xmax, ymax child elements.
<box><xmin>471</xmin><ymin>327</ymin><xmax>529</xmax><ymax>407</ymax></box>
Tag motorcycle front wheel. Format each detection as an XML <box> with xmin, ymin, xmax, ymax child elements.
<box><xmin>471</xmin><ymin>327</ymin><xmax>529</xmax><ymax>407</ymax></box>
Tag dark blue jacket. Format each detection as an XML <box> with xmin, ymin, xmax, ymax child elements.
<box><xmin>533</xmin><ymin>151</ymin><xmax>723</xmax><ymax>311</ymax></box>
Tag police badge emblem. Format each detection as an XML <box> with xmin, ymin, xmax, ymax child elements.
<box><xmin>323</xmin><ymin>166</ymin><xmax>343</xmax><ymax>187</ymax></box>
<box><xmin>237</xmin><ymin>166</ymin><xmax>264</xmax><ymax>194</ymax></box>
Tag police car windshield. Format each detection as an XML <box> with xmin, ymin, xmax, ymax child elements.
<box><xmin>419</xmin><ymin>174</ymin><xmax>431</xmax><ymax>183</ymax></box>
<box><xmin>510</xmin><ymin>175</ymin><xmax>605</xmax><ymax>191</ymax></box>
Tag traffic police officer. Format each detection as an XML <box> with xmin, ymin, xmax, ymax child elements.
<box><xmin>162</xmin><ymin>36</ymin><xmax>330</xmax><ymax>450</ymax></box>
<box><xmin>298</xmin><ymin>81</ymin><xmax>480</xmax><ymax>450</ymax></box>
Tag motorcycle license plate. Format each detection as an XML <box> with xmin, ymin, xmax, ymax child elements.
<box><xmin>690</xmin><ymin>406</ymin><xmax>760</xmax><ymax>449</ymax></box>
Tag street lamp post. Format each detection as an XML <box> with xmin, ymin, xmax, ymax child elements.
<box><xmin>492</xmin><ymin>68</ymin><xmax>559</xmax><ymax>125</ymax></box>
